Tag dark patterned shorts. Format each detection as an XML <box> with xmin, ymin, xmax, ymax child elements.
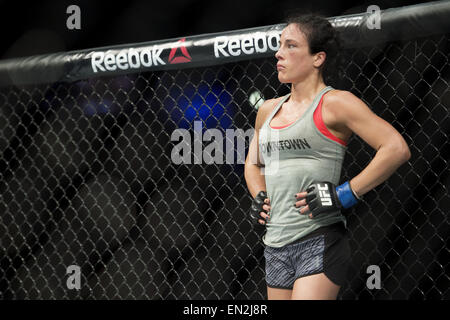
<box><xmin>264</xmin><ymin>222</ymin><xmax>350</xmax><ymax>289</ymax></box>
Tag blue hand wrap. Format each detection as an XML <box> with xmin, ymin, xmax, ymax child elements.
<box><xmin>336</xmin><ymin>181</ymin><xmax>359</xmax><ymax>209</ymax></box>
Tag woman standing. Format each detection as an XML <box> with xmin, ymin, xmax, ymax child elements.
<box><xmin>244</xmin><ymin>13</ymin><xmax>410</xmax><ymax>300</ymax></box>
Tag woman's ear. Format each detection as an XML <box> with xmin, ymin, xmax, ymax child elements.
<box><xmin>313</xmin><ymin>51</ymin><xmax>326</xmax><ymax>68</ymax></box>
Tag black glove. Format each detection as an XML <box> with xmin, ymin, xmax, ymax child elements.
<box><xmin>250</xmin><ymin>191</ymin><xmax>268</xmax><ymax>224</ymax></box>
<box><xmin>305</xmin><ymin>182</ymin><xmax>342</xmax><ymax>218</ymax></box>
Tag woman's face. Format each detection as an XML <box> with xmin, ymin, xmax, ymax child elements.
<box><xmin>275</xmin><ymin>23</ymin><xmax>324</xmax><ymax>84</ymax></box>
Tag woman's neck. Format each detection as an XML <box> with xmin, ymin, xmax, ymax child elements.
<box><xmin>290</xmin><ymin>76</ymin><xmax>327</xmax><ymax>104</ymax></box>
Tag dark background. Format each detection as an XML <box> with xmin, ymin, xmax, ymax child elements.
<box><xmin>0</xmin><ymin>0</ymin><xmax>432</xmax><ymax>60</ymax></box>
<box><xmin>0</xmin><ymin>0</ymin><xmax>448</xmax><ymax>300</ymax></box>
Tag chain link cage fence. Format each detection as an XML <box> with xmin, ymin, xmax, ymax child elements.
<box><xmin>0</xmin><ymin>3</ymin><xmax>449</xmax><ymax>300</ymax></box>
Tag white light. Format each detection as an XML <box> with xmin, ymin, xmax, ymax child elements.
<box><xmin>249</xmin><ymin>90</ymin><xmax>265</xmax><ymax>110</ymax></box>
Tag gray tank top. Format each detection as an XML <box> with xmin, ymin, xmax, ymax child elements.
<box><xmin>259</xmin><ymin>86</ymin><xmax>347</xmax><ymax>248</ymax></box>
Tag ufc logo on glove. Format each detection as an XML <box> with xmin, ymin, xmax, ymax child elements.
<box><xmin>318</xmin><ymin>184</ymin><xmax>332</xmax><ymax>206</ymax></box>
<box><xmin>302</xmin><ymin>181</ymin><xmax>361</xmax><ymax>218</ymax></box>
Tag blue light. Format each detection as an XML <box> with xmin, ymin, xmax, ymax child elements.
<box><xmin>168</xmin><ymin>77</ymin><xmax>235</xmax><ymax>130</ymax></box>
<box><xmin>83</xmin><ymin>99</ymin><xmax>111</xmax><ymax>116</ymax></box>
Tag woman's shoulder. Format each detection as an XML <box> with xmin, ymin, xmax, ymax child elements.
<box><xmin>260</xmin><ymin>94</ymin><xmax>292</xmax><ymax>114</ymax></box>
<box><xmin>322</xmin><ymin>88</ymin><xmax>374</xmax><ymax>134</ymax></box>
<box><xmin>254</xmin><ymin>96</ymin><xmax>284</xmax><ymax>129</ymax></box>
<box><xmin>324</xmin><ymin>89</ymin><xmax>362</xmax><ymax>105</ymax></box>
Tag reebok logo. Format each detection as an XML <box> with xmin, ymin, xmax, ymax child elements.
<box><xmin>169</xmin><ymin>38</ymin><xmax>192</xmax><ymax>64</ymax></box>
<box><xmin>318</xmin><ymin>184</ymin><xmax>332</xmax><ymax>206</ymax></box>
<box><xmin>214</xmin><ymin>31</ymin><xmax>280</xmax><ymax>58</ymax></box>
<box><xmin>91</xmin><ymin>47</ymin><xmax>165</xmax><ymax>73</ymax></box>
<box><xmin>91</xmin><ymin>37</ymin><xmax>192</xmax><ymax>73</ymax></box>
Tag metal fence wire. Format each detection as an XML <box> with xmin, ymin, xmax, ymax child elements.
<box><xmin>0</xmin><ymin>30</ymin><xmax>449</xmax><ymax>299</ymax></box>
